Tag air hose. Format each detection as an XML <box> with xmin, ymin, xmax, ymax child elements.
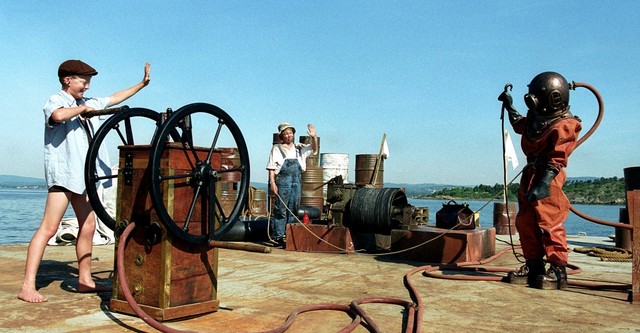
<box><xmin>116</xmin><ymin>221</ymin><xmax>420</xmax><ymax>332</ymax></box>
<box><xmin>568</xmin><ymin>82</ymin><xmax>631</xmax><ymax>230</ymax></box>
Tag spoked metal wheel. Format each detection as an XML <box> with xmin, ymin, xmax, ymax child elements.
<box><xmin>149</xmin><ymin>103</ymin><xmax>250</xmax><ymax>244</ymax></box>
<box><xmin>85</xmin><ymin>107</ymin><xmax>165</xmax><ymax>230</ymax></box>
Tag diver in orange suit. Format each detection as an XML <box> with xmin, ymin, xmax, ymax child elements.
<box><xmin>499</xmin><ymin>72</ymin><xmax>582</xmax><ymax>289</ymax></box>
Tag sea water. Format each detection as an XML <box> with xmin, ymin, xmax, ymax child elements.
<box><xmin>410</xmin><ymin>198</ymin><xmax>625</xmax><ymax>239</ymax></box>
<box><xmin>0</xmin><ymin>188</ymin><xmax>626</xmax><ymax>245</ymax></box>
<box><xmin>0</xmin><ymin>188</ymin><xmax>75</xmax><ymax>245</ymax></box>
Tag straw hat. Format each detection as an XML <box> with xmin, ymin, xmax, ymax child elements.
<box><xmin>278</xmin><ymin>122</ymin><xmax>295</xmax><ymax>135</ymax></box>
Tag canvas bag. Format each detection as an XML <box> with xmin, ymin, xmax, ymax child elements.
<box><xmin>435</xmin><ymin>200</ymin><xmax>476</xmax><ymax>230</ymax></box>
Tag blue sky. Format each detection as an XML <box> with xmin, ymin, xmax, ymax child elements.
<box><xmin>1</xmin><ymin>1</ymin><xmax>638</xmax><ymax>186</ymax></box>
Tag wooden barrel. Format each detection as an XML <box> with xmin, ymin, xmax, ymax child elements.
<box><xmin>493</xmin><ymin>202</ymin><xmax>517</xmax><ymax>235</ymax></box>
<box><xmin>355</xmin><ymin>154</ymin><xmax>383</xmax><ymax>188</ymax></box>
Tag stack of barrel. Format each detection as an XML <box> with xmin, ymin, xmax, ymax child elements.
<box><xmin>300</xmin><ymin>136</ymin><xmax>324</xmax><ymax>214</ymax></box>
<box><xmin>219</xmin><ymin>148</ymin><xmax>241</xmax><ymax>216</ymax></box>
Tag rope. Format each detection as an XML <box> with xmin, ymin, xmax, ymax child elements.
<box><xmin>573</xmin><ymin>246</ymin><xmax>633</xmax><ymax>262</ymax></box>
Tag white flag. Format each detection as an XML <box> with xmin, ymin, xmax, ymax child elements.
<box><xmin>381</xmin><ymin>136</ymin><xmax>390</xmax><ymax>159</ymax></box>
<box><xmin>504</xmin><ymin>130</ymin><xmax>519</xmax><ymax>169</ymax></box>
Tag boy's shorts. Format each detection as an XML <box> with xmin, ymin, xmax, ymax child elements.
<box><xmin>49</xmin><ymin>185</ymin><xmax>71</xmax><ymax>193</ymax></box>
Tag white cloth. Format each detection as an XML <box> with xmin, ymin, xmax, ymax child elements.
<box><xmin>266</xmin><ymin>143</ymin><xmax>313</xmax><ymax>174</ymax></box>
<box><xmin>43</xmin><ymin>90</ymin><xmax>111</xmax><ymax>194</ymax></box>
<box><xmin>504</xmin><ymin>129</ymin><xmax>519</xmax><ymax>169</ymax></box>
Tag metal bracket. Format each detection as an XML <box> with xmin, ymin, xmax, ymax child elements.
<box><xmin>124</xmin><ymin>152</ymin><xmax>134</xmax><ymax>186</ymax></box>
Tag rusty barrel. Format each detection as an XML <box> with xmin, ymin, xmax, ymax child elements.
<box><xmin>272</xmin><ymin>133</ymin><xmax>283</xmax><ymax>145</ymax></box>
<box><xmin>219</xmin><ymin>147</ymin><xmax>241</xmax><ymax>182</ymax></box>
<box><xmin>301</xmin><ymin>165</ymin><xmax>324</xmax><ymax>212</ymax></box>
<box><xmin>493</xmin><ymin>202</ymin><xmax>517</xmax><ymax>235</ymax></box>
<box><xmin>300</xmin><ymin>135</ymin><xmax>320</xmax><ymax>167</ymax></box>
<box><xmin>620</xmin><ymin>166</ymin><xmax>640</xmax><ymax>251</ymax></box>
<box><xmin>219</xmin><ymin>181</ymin><xmax>237</xmax><ymax>216</ymax></box>
<box><xmin>616</xmin><ymin>208</ymin><xmax>632</xmax><ymax>252</ymax></box>
<box><xmin>624</xmin><ymin>166</ymin><xmax>640</xmax><ymax>217</ymax></box>
<box><xmin>355</xmin><ymin>154</ymin><xmax>383</xmax><ymax>188</ymax></box>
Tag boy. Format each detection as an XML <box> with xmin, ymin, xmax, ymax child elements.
<box><xmin>18</xmin><ymin>60</ymin><xmax>151</xmax><ymax>303</ymax></box>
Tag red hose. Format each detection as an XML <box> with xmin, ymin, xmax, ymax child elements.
<box><xmin>116</xmin><ymin>222</ymin><xmax>194</xmax><ymax>333</ymax></box>
<box><xmin>116</xmin><ymin>221</ymin><xmax>418</xmax><ymax>332</ymax></box>
<box><xmin>569</xmin><ymin>82</ymin><xmax>631</xmax><ymax>230</ymax></box>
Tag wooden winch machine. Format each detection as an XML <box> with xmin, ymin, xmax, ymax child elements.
<box><xmin>83</xmin><ymin>103</ymin><xmax>252</xmax><ymax>321</ymax></box>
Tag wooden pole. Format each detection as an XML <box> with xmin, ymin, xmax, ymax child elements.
<box><xmin>370</xmin><ymin>134</ymin><xmax>386</xmax><ymax>186</ymax></box>
<box><xmin>632</xmin><ymin>190</ymin><xmax>639</xmax><ymax>304</ymax></box>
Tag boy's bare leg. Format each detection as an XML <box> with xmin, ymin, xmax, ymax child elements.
<box><xmin>71</xmin><ymin>194</ymin><xmax>107</xmax><ymax>292</ymax></box>
<box><xmin>18</xmin><ymin>192</ymin><xmax>70</xmax><ymax>303</ymax></box>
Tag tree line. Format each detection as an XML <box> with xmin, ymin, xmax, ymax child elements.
<box><xmin>417</xmin><ymin>177</ymin><xmax>625</xmax><ymax>205</ymax></box>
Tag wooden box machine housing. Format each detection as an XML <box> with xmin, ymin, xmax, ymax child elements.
<box><xmin>109</xmin><ymin>144</ymin><xmax>222</xmax><ymax>321</ymax></box>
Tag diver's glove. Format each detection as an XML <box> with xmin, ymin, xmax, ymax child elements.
<box><xmin>498</xmin><ymin>89</ymin><xmax>522</xmax><ymax>124</ymax></box>
<box><xmin>526</xmin><ymin>167</ymin><xmax>558</xmax><ymax>201</ymax></box>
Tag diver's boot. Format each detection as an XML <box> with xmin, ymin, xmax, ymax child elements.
<box><xmin>535</xmin><ymin>264</ymin><xmax>568</xmax><ymax>290</ymax></box>
<box><xmin>506</xmin><ymin>259</ymin><xmax>545</xmax><ymax>286</ymax></box>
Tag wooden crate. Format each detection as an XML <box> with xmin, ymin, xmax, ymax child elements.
<box><xmin>110</xmin><ymin>144</ymin><xmax>221</xmax><ymax>321</ymax></box>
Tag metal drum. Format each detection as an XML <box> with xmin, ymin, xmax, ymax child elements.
<box><xmin>320</xmin><ymin>153</ymin><xmax>349</xmax><ymax>197</ymax></box>
<box><xmin>272</xmin><ymin>133</ymin><xmax>283</xmax><ymax>145</ymax></box>
<box><xmin>219</xmin><ymin>181</ymin><xmax>237</xmax><ymax>216</ymax></box>
<box><xmin>250</xmin><ymin>188</ymin><xmax>267</xmax><ymax>216</ymax></box>
<box><xmin>347</xmin><ymin>188</ymin><xmax>407</xmax><ymax>234</ymax></box>
<box><xmin>355</xmin><ymin>154</ymin><xmax>383</xmax><ymax>188</ymax></box>
<box><xmin>300</xmin><ymin>135</ymin><xmax>320</xmax><ymax>167</ymax></box>
<box><xmin>219</xmin><ymin>147</ymin><xmax>241</xmax><ymax>182</ymax></box>
<box><xmin>301</xmin><ymin>165</ymin><xmax>324</xmax><ymax>212</ymax></box>
<box><xmin>620</xmin><ymin>166</ymin><xmax>640</xmax><ymax>251</ymax></box>
<box><xmin>493</xmin><ymin>202</ymin><xmax>517</xmax><ymax>235</ymax></box>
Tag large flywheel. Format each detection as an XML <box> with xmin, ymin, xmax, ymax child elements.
<box><xmin>85</xmin><ymin>106</ymin><xmax>169</xmax><ymax>230</ymax></box>
<box><xmin>149</xmin><ymin>103</ymin><xmax>250</xmax><ymax>244</ymax></box>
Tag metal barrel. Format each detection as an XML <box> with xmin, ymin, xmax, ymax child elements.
<box><xmin>320</xmin><ymin>153</ymin><xmax>350</xmax><ymax>197</ymax></box>
<box><xmin>620</xmin><ymin>166</ymin><xmax>640</xmax><ymax>251</ymax></box>
<box><xmin>493</xmin><ymin>202</ymin><xmax>517</xmax><ymax>235</ymax></box>
<box><xmin>250</xmin><ymin>188</ymin><xmax>267</xmax><ymax>216</ymax></box>
<box><xmin>219</xmin><ymin>181</ymin><xmax>237</xmax><ymax>216</ymax></box>
<box><xmin>616</xmin><ymin>207</ymin><xmax>632</xmax><ymax>252</ymax></box>
<box><xmin>299</xmin><ymin>135</ymin><xmax>320</xmax><ymax>167</ymax></box>
<box><xmin>219</xmin><ymin>147</ymin><xmax>241</xmax><ymax>182</ymax></box>
<box><xmin>272</xmin><ymin>133</ymin><xmax>283</xmax><ymax>145</ymax></box>
<box><xmin>301</xmin><ymin>165</ymin><xmax>324</xmax><ymax>212</ymax></box>
<box><xmin>355</xmin><ymin>154</ymin><xmax>383</xmax><ymax>188</ymax></box>
<box><xmin>347</xmin><ymin>188</ymin><xmax>407</xmax><ymax>234</ymax></box>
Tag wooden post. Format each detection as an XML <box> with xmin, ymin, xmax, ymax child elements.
<box><xmin>370</xmin><ymin>134</ymin><xmax>386</xmax><ymax>186</ymax></box>
<box><xmin>632</xmin><ymin>190</ymin><xmax>640</xmax><ymax>304</ymax></box>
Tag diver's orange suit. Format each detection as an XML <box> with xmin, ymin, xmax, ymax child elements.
<box><xmin>512</xmin><ymin>115</ymin><xmax>582</xmax><ymax>266</ymax></box>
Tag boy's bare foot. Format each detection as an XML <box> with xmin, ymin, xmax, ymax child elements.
<box><xmin>77</xmin><ymin>282</ymin><xmax>111</xmax><ymax>293</ymax></box>
<box><xmin>18</xmin><ymin>287</ymin><xmax>48</xmax><ymax>303</ymax></box>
